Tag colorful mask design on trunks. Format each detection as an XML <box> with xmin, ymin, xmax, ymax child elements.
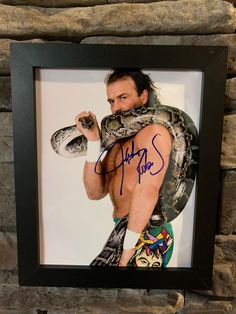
<box><xmin>128</xmin><ymin>223</ymin><xmax>174</xmax><ymax>267</ymax></box>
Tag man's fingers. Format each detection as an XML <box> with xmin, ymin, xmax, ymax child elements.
<box><xmin>75</xmin><ymin>111</ymin><xmax>100</xmax><ymax>141</ymax></box>
<box><xmin>75</xmin><ymin>111</ymin><xmax>88</xmax><ymax>123</ymax></box>
<box><xmin>88</xmin><ymin>111</ymin><xmax>98</xmax><ymax>122</ymax></box>
<box><xmin>75</xmin><ymin>111</ymin><xmax>94</xmax><ymax>130</ymax></box>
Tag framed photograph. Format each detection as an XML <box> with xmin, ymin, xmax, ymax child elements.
<box><xmin>10</xmin><ymin>44</ymin><xmax>227</xmax><ymax>289</ymax></box>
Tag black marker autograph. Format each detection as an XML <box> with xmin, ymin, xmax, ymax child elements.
<box><xmin>94</xmin><ymin>133</ymin><xmax>165</xmax><ymax>195</ymax></box>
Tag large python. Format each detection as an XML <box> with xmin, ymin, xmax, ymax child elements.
<box><xmin>51</xmin><ymin>102</ymin><xmax>198</xmax><ymax>227</ymax></box>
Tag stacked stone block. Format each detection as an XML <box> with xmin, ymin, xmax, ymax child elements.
<box><xmin>0</xmin><ymin>0</ymin><xmax>236</xmax><ymax>313</ymax></box>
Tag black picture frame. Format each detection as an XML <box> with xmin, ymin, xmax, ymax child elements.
<box><xmin>10</xmin><ymin>43</ymin><xmax>228</xmax><ymax>289</ymax></box>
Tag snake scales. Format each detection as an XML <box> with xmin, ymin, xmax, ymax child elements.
<box><xmin>51</xmin><ymin>102</ymin><xmax>198</xmax><ymax>227</ymax></box>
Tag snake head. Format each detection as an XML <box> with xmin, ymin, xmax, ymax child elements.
<box><xmin>79</xmin><ymin>116</ymin><xmax>94</xmax><ymax>129</ymax></box>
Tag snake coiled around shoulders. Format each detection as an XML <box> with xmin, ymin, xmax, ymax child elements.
<box><xmin>51</xmin><ymin>102</ymin><xmax>198</xmax><ymax>226</ymax></box>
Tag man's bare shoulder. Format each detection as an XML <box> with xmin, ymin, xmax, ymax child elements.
<box><xmin>135</xmin><ymin>124</ymin><xmax>172</xmax><ymax>148</ymax></box>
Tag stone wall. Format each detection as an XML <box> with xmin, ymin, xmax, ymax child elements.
<box><xmin>0</xmin><ymin>0</ymin><xmax>236</xmax><ymax>313</ymax></box>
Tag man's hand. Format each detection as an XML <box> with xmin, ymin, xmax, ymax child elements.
<box><xmin>119</xmin><ymin>248</ymin><xmax>135</xmax><ymax>267</ymax></box>
<box><xmin>75</xmin><ymin>111</ymin><xmax>100</xmax><ymax>142</ymax></box>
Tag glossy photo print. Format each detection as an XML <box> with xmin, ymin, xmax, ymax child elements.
<box><xmin>10</xmin><ymin>44</ymin><xmax>227</xmax><ymax>288</ymax></box>
<box><xmin>36</xmin><ymin>68</ymin><xmax>200</xmax><ymax>268</ymax></box>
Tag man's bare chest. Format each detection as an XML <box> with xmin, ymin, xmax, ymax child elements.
<box><xmin>105</xmin><ymin>137</ymin><xmax>139</xmax><ymax>175</ymax></box>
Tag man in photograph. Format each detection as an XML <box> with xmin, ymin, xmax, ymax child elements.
<box><xmin>75</xmin><ymin>69</ymin><xmax>172</xmax><ymax>266</ymax></box>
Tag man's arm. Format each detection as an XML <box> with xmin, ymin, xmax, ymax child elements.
<box><xmin>76</xmin><ymin>111</ymin><xmax>108</xmax><ymax>200</ymax></box>
<box><xmin>119</xmin><ymin>124</ymin><xmax>172</xmax><ymax>266</ymax></box>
